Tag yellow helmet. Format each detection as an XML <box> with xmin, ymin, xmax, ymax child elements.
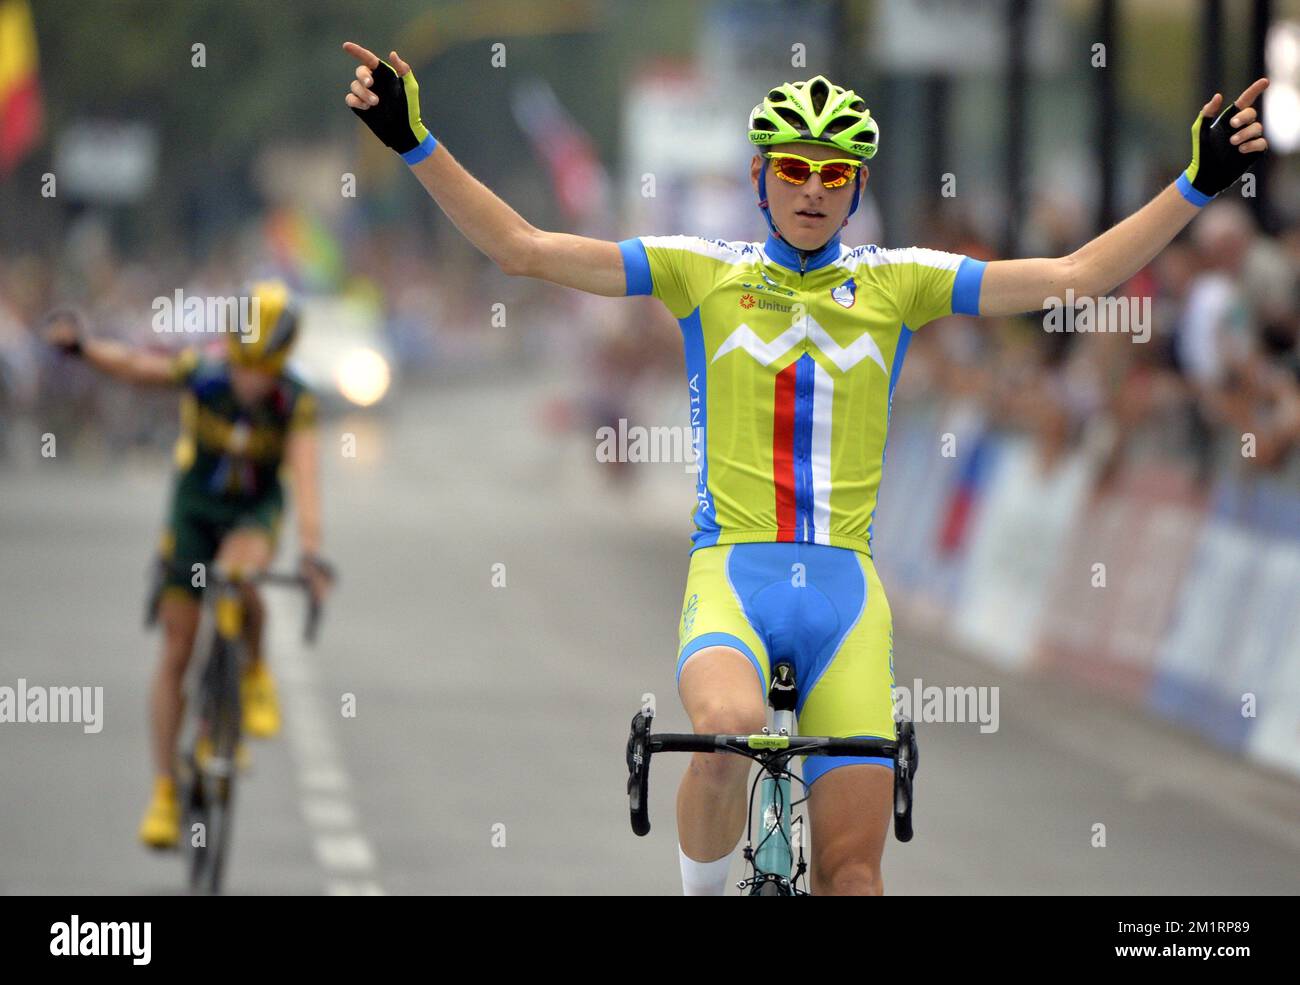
<box><xmin>227</xmin><ymin>280</ymin><xmax>299</xmax><ymax>371</ymax></box>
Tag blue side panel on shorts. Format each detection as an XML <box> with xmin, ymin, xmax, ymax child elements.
<box><xmin>801</xmin><ymin>741</ymin><xmax>894</xmax><ymax>786</ymax></box>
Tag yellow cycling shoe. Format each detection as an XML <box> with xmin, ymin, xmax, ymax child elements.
<box><xmin>138</xmin><ymin>776</ymin><xmax>180</xmax><ymax>850</ymax></box>
<box><xmin>241</xmin><ymin>662</ymin><xmax>281</xmax><ymax>739</ymax></box>
<box><xmin>194</xmin><ymin>734</ymin><xmax>251</xmax><ymax>772</ymax></box>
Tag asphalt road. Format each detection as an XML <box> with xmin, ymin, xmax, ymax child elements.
<box><xmin>2</xmin><ymin>376</ymin><xmax>1298</xmax><ymax>895</ymax></box>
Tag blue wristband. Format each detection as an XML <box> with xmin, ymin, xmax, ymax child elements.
<box><xmin>1175</xmin><ymin>172</ymin><xmax>1213</xmax><ymax>208</ymax></box>
<box><xmin>401</xmin><ymin>132</ymin><xmax>438</xmax><ymax>166</ymax></box>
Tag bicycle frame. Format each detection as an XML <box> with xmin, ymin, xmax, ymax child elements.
<box><xmin>176</xmin><ymin>570</ymin><xmax>322</xmax><ymax>895</ymax></box>
<box><xmin>180</xmin><ymin>578</ymin><xmax>247</xmax><ymax>895</ymax></box>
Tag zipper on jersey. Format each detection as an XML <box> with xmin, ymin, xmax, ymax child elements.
<box><xmin>796</xmin><ymin>252</ymin><xmax>809</xmax><ymax>350</ymax></box>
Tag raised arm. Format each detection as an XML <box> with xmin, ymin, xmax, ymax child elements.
<box><xmin>41</xmin><ymin>309</ymin><xmax>178</xmax><ymax>387</ymax></box>
<box><xmin>342</xmin><ymin>43</ymin><xmax>625</xmax><ymax>297</ymax></box>
<box><xmin>978</xmin><ymin>79</ymin><xmax>1269</xmax><ymax>317</ymax></box>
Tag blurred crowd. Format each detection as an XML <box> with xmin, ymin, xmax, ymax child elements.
<box><xmin>894</xmin><ymin>199</ymin><xmax>1300</xmax><ymax>495</ymax></box>
<box><xmin>3</xmin><ymin>195</ymin><xmax>1298</xmax><ymax>499</ymax></box>
<box><xmin>0</xmin><ymin>212</ymin><xmax>574</xmax><ymax>464</ymax></box>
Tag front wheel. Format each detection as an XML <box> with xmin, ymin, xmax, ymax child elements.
<box><xmin>184</xmin><ymin>766</ymin><xmax>236</xmax><ymax>895</ymax></box>
<box><xmin>184</xmin><ymin>635</ymin><xmax>243</xmax><ymax>894</ymax></box>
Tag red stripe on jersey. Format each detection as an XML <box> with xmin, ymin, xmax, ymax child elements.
<box><xmin>772</xmin><ymin>361</ymin><xmax>798</xmax><ymax>540</ymax></box>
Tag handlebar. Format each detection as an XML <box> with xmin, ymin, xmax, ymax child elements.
<box><xmin>145</xmin><ymin>559</ymin><xmax>332</xmax><ymax>645</ymax></box>
<box><xmin>253</xmin><ymin>572</ymin><xmax>324</xmax><ymax>644</ymax></box>
<box><xmin>646</xmin><ymin>731</ymin><xmax>897</xmax><ymax>757</ymax></box>
<box><xmin>626</xmin><ymin>709</ymin><xmax>918</xmax><ymax>842</ymax></box>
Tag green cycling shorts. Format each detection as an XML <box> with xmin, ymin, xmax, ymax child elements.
<box><xmin>157</xmin><ymin>480</ymin><xmax>283</xmax><ymax>598</ymax></box>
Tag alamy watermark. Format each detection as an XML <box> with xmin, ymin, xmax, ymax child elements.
<box><xmin>1042</xmin><ymin>290</ymin><xmax>1151</xmax><ymax>344</ymax></box>
<box><xmin>595</xmin><ymin>418</ymin><xmax>701</xmax><ymax>472</ymax></box>
<box><xmin>50</xmin><ymin>915</ymin><xmax>150</xmax><ymax>965</ymax></box>
<box><xmin>150</xmin><ymin>290</ymin><xmax>259</xmax><ymax>341</ymax></box>
<box><xmin>893</xmin><ymin>677</ymin><xmax>999</xmax><ymax>734</ymax></box>
<box><xmin>0</xmin><ymin>679</ymin><xmax>103</xmax><ymax>733</ymax></box>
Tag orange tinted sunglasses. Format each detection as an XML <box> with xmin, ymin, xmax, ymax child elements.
<box><xmin>764</xmin><ymin>152</ymin><xmax>861</xmax><ymax>189</ymax></box>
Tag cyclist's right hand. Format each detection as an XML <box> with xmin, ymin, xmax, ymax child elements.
<box><xmin>341</xmin><ymin>42</ymin><xmax>437</xmax><ymax>164</ymax></box>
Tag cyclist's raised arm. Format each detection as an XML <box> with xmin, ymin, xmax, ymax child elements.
<box><xmin>410</xmin><ymin>148</ymin><xmax>625</xmax><ymax>295</ymax></box>
<box><xmin>977</xmin><ymin>79</ymin><xmax>1268</xmax><ymax>318</ymax></box>
<box><xmin>342</xmin><ymin>42</ymin><xmax>626</xmax><ymax>298</ymax></box>
<box><xmin>41</xmin><ymin>309</ymin><xmax>179</xmax><ymax>386</ymax></box>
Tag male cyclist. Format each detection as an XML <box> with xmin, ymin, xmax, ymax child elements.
<box><xmin>341</xmin><ymin>41</ymin><xmax>1267</xmax><ymax>894</ymax></box>
<box><xmin>43</xmin><ymin>281</ymin><xmax>332</xmax><ymax>849</ymax></box>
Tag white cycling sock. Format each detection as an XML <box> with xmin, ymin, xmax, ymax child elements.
<box><xmin>678</xmin><ymin>843</ymin><xmax>734</xmax><ymax>896</ymax></box>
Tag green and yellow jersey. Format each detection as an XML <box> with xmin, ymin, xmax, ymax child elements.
<box><xmin>619</xmin><ymin>232</ymin><xmax>984</xmax><ymax>555</ymax></box>
<box><xmin>168</xmin><ymin>349</ymin><xmax>317</xmax><ymax>503</ymax></box>
<box><xmin>156</xmin><ymin>350</ymin><xmax>317</xmax><ymax>595</ymax></box>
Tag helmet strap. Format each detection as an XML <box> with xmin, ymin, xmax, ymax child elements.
<box><xmin>756</xmin><ymin>165</ymin><xmax>783</xmax><ymax>240</ymax></box>
<box><xmin>846</xmin><ymin>170</ymin><xmax>863</xmax><ymax>221</ymax></box>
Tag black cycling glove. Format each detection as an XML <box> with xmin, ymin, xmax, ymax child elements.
<box><xmin>1177</xmin><ymin>100</ymin><xmax>1264</xmax><ymax>206</ymax></box>
<box><xmin>350</xmin><ymin>58</ymin><xmax>437</xmax><ymax>164</ymax></box>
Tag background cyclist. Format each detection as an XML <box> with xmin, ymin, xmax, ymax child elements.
<box><xmin>42</xmin><ymin>281</ymin><xmax>333</xmax><ymax>849</ymax></box>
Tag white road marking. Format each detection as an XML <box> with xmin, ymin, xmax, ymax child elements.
<box><xmin>273</xmin><ymin>609</ymin><xmax>386</xmax><ymax>895</ymax></box>
<box><xmin>327</xmin><ymin>881</ymin><xmax>386</xmax><ymax>896</ymax></box>
<box><xmin>302</xmin><ymin>796</ymin><xmax>357</xmax><ymax>828</ymax></box>
<box><xmin>314</xmin><ymin>832</ymin><xmax>375</xmax><ymax>871</ymax></box>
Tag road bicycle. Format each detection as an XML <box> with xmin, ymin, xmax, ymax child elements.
<box><xmin>149</xmin><ymin>565</ymin><xmax>325</xmax><ymax>894</ymax></box>
<box><xmin>626</xmin><ymin>661</ymin><xmax>918</xmax><ymax>895</ymax></box>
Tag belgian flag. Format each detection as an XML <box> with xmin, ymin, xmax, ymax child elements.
<box><xmin>0</xmin><ymin>0</ymin><xmax>41</xmax><ymax>176</ymax></box>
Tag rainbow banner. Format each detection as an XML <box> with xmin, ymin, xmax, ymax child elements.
<box><xmin>263</xmin><ymin>207</ymin><xmax>343</xmax><ymax>292</ymax></box>
<box><xmin>0</xmin><ymin>0</ymin><xmax>42</xmax><ymax>175</ymax></box>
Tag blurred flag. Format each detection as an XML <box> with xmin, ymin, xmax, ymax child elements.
<box><xmin>938</xmin><ymin>432</ymin><xmax>998</xmax><ymax>556</ymax></box>
<box><xmin>510</xmin><ymin>79</ymin><xmax>610</xmax><ymax>229</ymax></box>
<box><xmin>0</xmin><ymin>0</ymin><xmax>42</xmax><ymax>175</ymax></box>
<box><xmin>264</xmin><ymin>207</ymin><xmax>344</xmax><ymax>293</ymax></box>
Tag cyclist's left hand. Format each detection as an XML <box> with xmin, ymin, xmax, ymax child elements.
<box><xmin>1184</xmin><ymin>77</ymin><xmax>1269</xmax><ymax>200</ymax></box>
<box><xmin>299</xmin><ymin>554</ymin><xmax>336</xmax><ymax>603</ymax></box>
<box><xmin>39</xmin><ymin>307</ymin><xmax>86</xmax><ymax>354</ymax></box>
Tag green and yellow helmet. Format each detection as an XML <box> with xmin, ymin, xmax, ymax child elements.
<box><xmin>227</xmin><ymin>279</ymin><xmax>299</xmax><ymax>372</ymax></box>
<box><xmin>747</xmin><ymin>75</ymin><xmax>879</xmax><ymax>160</ymax></box>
